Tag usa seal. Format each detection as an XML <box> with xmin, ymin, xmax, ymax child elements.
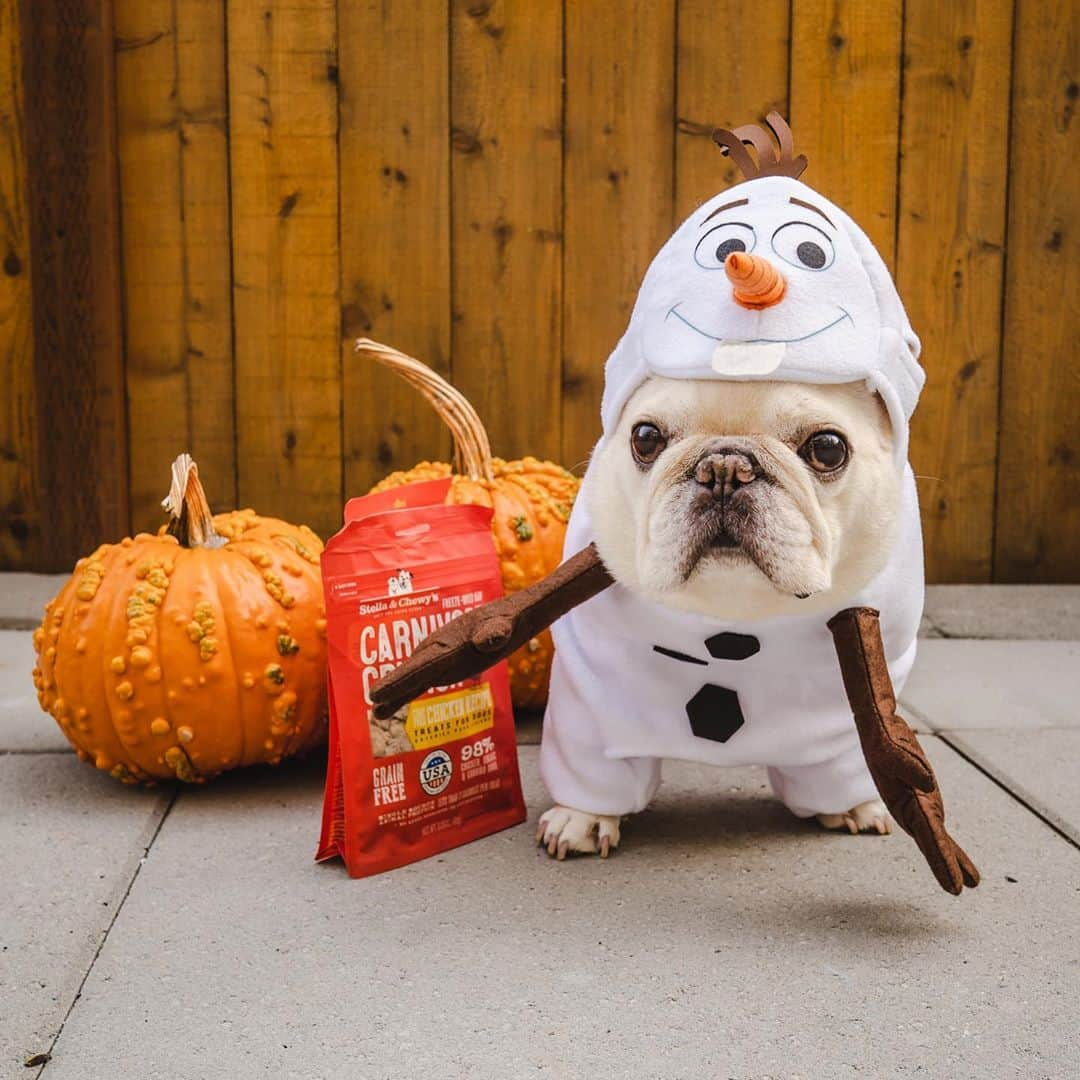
<box><xmin>418</xmin><ymin>749</ymin><xmax>452</xmax><ymax>796</ymax></box>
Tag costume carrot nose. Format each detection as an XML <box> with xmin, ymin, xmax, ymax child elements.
<box><xmin>725</xmin><ymin>252</ymin><xmax>786</xmax><ymax>310</ymax></box>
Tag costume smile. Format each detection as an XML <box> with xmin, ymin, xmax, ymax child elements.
<box><xmin>666</xmin><ymin>303</ymin><xmax>853</xmax><ymax>345</ymax></box>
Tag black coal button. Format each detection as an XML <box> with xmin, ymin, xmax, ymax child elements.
<box><xmin>704</xmin><ymin>632</ymin><xmax>760</xmax><ymax>661</ymax></box>
<box><xmin>685</xmin><ymin>683</ymin><xmax>745</xmax><ymax>743</ymax></box>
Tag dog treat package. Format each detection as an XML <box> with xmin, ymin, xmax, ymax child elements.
<box><xmin>316</xmin><ymin>477</ymin><xmax>526</xmax><ymax>877</ymax></box>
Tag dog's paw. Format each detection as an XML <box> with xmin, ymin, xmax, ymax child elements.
<box><xmin>816</xmin><ymin>798</ymin><xmax>892</xmax><ymax>836</ymax></box>
<box><xmin>535</xmin><ymin>805</ymin><xmax>621</xmax><ymax>860</ymax></box>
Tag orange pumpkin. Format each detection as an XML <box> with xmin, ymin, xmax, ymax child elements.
<box><xmin>32</xmin><ymin>455</ymin><xmax>328</xmax><ymax>784</ymax></box>
<box><xmin>359</xmin><ymin>339</ymin><xmax>581</xmax><ymax>710</ymax></box>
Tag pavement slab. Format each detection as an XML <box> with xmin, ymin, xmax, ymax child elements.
<box><xmin>901</xmin><ymin>639</ymin><xmax>1080</xmax><ymax>731</ymax></box>
<box><xmin>0</xmin><ymin>755</ymin><xmax>172</xmax><ymax>1078</ymax></box>
<box><xmin>944</xmin><ymin>728</ymin><xmax>1080</xmax><ymax>847</ymax></box>
<box><xmin>0</xmin><ymin>632</ymin><xmax>69</xmax><ymax>753</ymax></box>
<box><xmin>921</xmin><ymin>584</ymin><xmax>1080</xmax><ymax>641</ymax></box>
<box><xmin>0</xmin><ymin>575</ymin><xmax>67</xmax><ymax>630</ymax></box>
<box><xmin>36</xmin><ymin>742</ymin><xmax>1079</xmax><ymax>1080</ymax></box>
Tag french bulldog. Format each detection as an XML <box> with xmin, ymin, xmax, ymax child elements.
<box><xmin>537</xmin><ymin>376</ymin><xmax>916</xmax><ymax>857</ymax></box>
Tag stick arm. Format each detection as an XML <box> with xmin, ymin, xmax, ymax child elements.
<box><xmin>828</xmin><ymin>607</ymin><xmax>980</xmax><ymax>894</ymax></box>
<box><xmin>370</xmin><ymin>544</ymin><xmax>614</xmax><ymax>719</ymax></box>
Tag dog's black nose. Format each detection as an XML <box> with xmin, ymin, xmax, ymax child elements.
<box><xmin>693</xmin><ymin>448</ymin><xmax>761</xmax><ymax>499</ymax></box>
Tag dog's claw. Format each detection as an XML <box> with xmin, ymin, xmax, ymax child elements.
<box><xmin>817</xmin><ymin>799</ymin><xmax>892</xmax><ymax>836</ymax></box>
<box><xmin>536</xmin><ymin>805</ymin><xmax>621</xmax><ymax>859</ymax></box>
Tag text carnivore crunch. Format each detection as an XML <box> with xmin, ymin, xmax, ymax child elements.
<box><xmin>317</xmin><ymin>479</ymin><xmax>525</xmax><ymax>877</ymax></box>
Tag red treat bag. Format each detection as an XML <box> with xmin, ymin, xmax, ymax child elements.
<box><xmin>316</xmin><ymin>478</ymin><xmax>526</xmax><ymax>877</ymax></box>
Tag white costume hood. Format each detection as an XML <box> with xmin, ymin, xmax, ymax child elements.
<box><xmin>599</xmin><ymin>116</ymin><xmax>923</xmax><ymax>461</ymax></box>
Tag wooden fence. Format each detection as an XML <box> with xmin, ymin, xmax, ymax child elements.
<box><xmin>0</xmin><ymin>0</ymin><xmax>1076</xmax><ymax>580</ymax></box>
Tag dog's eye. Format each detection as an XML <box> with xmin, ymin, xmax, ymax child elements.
<box><xmin>799</xmin><ymin>431</ymin><xmax>848</xmax><ymax>473</ymax></box>
<box><xmin>630</xmin><ymin>422</ymin><xmax>667</xmax><ymax>466</ymax></box>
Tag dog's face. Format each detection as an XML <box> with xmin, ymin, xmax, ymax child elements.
<box><xmin>588</xmin><ymin>377</ymin><xmax>901</xmax><ymax>621</ymax></box>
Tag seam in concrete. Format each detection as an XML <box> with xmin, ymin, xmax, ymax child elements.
<box><xmin>935</xmin><ymin>724</ymin><xmax>1080</xmax><ymax>734</ymax></box>
<box><xmin>0</xmin><ymin>748</ymin><xmax>72</xmax><ymax>756</ymax></box>
<box><xmin>0</xmin><ymin>617</ymin><xmax>40</xmax><ymax>631</ymax></box>
<box><xmin>34</xmin><ymin>785</ymin><xmax>181</xmax><ymax>1077</ymax></box>
<box><xmin>904</xmin><ymin>702</ymin><xmax>1080</xmax><ymax>850</ymax></box>
<box><xmin>918</xmin><ymin>614</ymin><xmax>951</xmax><ymax>639</ymax></box>
<box><xmin>936</xmin><ymin>732</ymin><xmax>1080</xmax><ymax>851</ymax></box>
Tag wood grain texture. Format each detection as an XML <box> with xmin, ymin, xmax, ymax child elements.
<box><xmin>449</xmin><ymin>0</ymin><xmax>562</xmax><ymax>464</ymax></box>
<box><xmin>790</xmin><ymin>0</ymin><xmax>903</xmax><ymax>266</ymax></box>
<box><xmin>995</xmin><ymin>0</ymin><xmax>1080</xmax><ymax>581</ymax></box>
<box><xmin>0</xmin><ymin>1</ymin><xmax>1077</xmax><ymax>580</ymax></box>
<box><xmin>0</xmin><ymin>0</ymin><xmax>35</xmax><ymax>568</ymax></box>
<box><xmin>20</xmin><ymin>0</ymin><xmax>128</xmax><ymax>570</ymax></box>
<box><xmin>339</xmin><ymin>1</ymin><xmax>451</xmax><ymax>495</ymax></box>
<box><xmin>900</xmin><ymin>1</ymin><xmax>1013</xmax><ymax>583</ymax></box>
<box><xmin>227</xmin><ymin>0</ymin><xmax>341</xmax><ymax>541</ymax></box>
<box><xmin>116</xmin><ymin>0</ymin><xmax>234</xmax><ymax>533</ymax></box>
<box><xmin>562</xmin><ymin>0</ymin><xmax>675</xmax><ymax>472</ymax></box>
<box><xmin>675</xmin><ymin>0</ymin><xmax>790</xmax><ymax>221</ymax></box>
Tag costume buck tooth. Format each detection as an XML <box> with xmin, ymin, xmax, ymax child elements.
<box><xmin>540</xmin><ymin>113</ymin><xmax>927</xmax><ymax>819</ymax></box>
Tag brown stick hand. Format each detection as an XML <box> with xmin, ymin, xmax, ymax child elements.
<box><xmin>828</xmin><ymin>607</ymin><xmax>980</xmax><ymax>895</ymax></box>
<box><xmin>370</xmin><ymin>544</ymin><xmax>614</xmax><ymax>719</ymax></box>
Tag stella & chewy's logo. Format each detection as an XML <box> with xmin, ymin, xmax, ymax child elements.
<box><xmin>387</xmin><ymin>568</ymin><xmax>413</xmax><ymax>597</ymax></box>
<box><xmin>418</xmin><ymin>749</ymin><xmax>453</xmax><ymax>796</ymax></box>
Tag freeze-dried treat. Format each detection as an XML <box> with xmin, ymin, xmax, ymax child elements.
<box><xmin>369</xmin><ymin>706</ymin><xmax>414</xmax><ymax>759</ymax></box>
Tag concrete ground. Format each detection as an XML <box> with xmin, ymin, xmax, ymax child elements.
<box><xmin>2</xmin><ymin>577</ymin><xmax>1078</xmax><ymax>1080</ymax></box>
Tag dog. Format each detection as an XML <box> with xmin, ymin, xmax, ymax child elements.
<box><xmin>536</xmin><ymin>376</ymin><xmax>924</xmax><ymax>857</ymax></box>
<box><xmin>535</xmin><ymin>115</ymin><xmax>925</xmax><ymax>859</ymax></box>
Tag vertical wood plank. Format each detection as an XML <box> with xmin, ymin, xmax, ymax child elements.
<box><xmin>996</xmin><ymin>0</ymin><xmax>1080</xmax><ymax>581</ymax></box>
<box><xmin>675</xmin><ymin>0</ymin><xmax>790</xmax><ymax>222</ymax></box>
<box><xmin>562</xmin><ymin>1</ymin><xmax>675</xmax><ymax>471</ymax></box>
<box><xmin>0</xmin><ymin>0</ymin><xmax>36</xmax><ymax>569</ymax></box>
<box><xmin>115</xmin><ymin>0</ymin><xmax>234</xmax><ymax>532</ymax></box>
<box><xmin>227</xmin><ymin>0</ymin><xmax>341</xmax><ymax>541</ymax></box>
<box><xmin>450</xmin><ymin>0</ymin><xmax>562</xmax><ymax>464</ymax></box>
<box><xmin>899</xmin><ymin>2</ymin><xmax>1013</xmax><ymax>583</ymax></box>
<box><xmin>339</xmin><ymin>1</ymin><xmax>451</xmax><ymax>494</ymax></box>
<box><xmin>790</xmin><ymin>0</ymin><xmax>903</xmax><ymax>266</ymax></box>
<box><xmin>21</xmin><ymin>0</ymin><xmax>128</xmax><ymax>569</ymax></box>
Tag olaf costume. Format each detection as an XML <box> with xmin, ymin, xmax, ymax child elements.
<box><xmin>539</xmin><ymin>130</ymin><xmax>927</xmax><ymax>820</ymax></box>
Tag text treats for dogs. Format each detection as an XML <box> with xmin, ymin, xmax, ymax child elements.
<box><xmin>317</xmin><ymin>478</ymin><xmax>525</xmax><ymax>877</ymax></box>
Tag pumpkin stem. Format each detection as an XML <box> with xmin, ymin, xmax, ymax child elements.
<box><xmin>162</xmin><ymin>454</ymin><xmax>227</xmax><ymax>549</ymax></box>
<box><xmin>354</xmin><ymin>338</ymin><xmax>496</xmax><ymax>483</ymax></box>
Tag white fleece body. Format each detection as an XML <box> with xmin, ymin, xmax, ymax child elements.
<box><xmin>539</xmin><ymin>463</ymin><xmax>924</xmax><ymax>819</ymax></box>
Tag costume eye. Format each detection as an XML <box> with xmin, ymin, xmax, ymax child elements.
<box><xmin>630</xmin><ymin>422</ymin><xmax>667</xmax><ymax>466</ymax></box>
<box><xmin>771</xmin><ymin>221</ymin><xmax>835</xmax><ymax>271</ymax></box>
<box><xmin>799</xmin><ymin>431</ymin><xmax>849</xmax><ymax>474</ymax></box>
<box><xmin>694</xmin><ymin>222</ymin><xmax>756</xmax><ymax>269</ymax></box>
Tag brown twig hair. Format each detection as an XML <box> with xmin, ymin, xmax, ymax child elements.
<box><xmin>711</xmin><ymin>111</ymin><xmax>808</xmax><ymax>181</ymax></box>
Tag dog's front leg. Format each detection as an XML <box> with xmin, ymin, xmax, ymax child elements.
<box><xmin>537</xmin><ymin>709</ymin><xmax>661</xmax><ymax>860</ymax></box>
<box><xmin>536</xmin><ymin>807</ymin><xmax>622</xmax><ymax>859</ymax></box>
<box><xmin>766</xmin><ymin>739</ymin><xmax>890</xmax><ymax>834</ymax></box>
